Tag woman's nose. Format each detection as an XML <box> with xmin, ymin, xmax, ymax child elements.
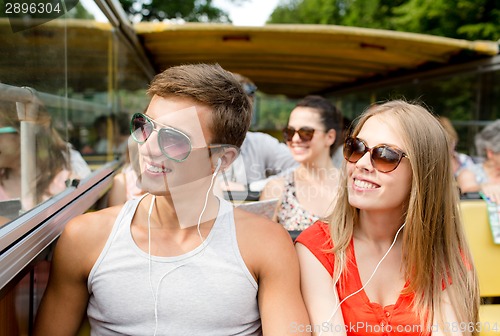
<box><xmin>355</xmin><ymin>151</ymin><xmax>374</xmax><ymax>172</ymax></box>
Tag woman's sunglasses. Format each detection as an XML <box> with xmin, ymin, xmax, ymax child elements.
<box><xmin>282</xmin><ymin>126</ymin><xmax>316</xmax><ymax>142</ymax></box>
<box><xmin>130</xmin><ymin>113</ymin><xmax>192</xmax><ymax>162</ymax></box>
<box><xmin>343</xmin><ymin>137</ymin><xmax>408</xmax><ymax>173</ymax></box>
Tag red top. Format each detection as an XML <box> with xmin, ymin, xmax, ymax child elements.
<box><xmin>296</xmin><ymin>221</ymin><xmax>429</xmax><ymax>336</ymax></box>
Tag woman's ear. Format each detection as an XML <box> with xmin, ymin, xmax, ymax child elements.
<box><xmin>326</xmin><ymin>129</ymin><xmax>336</xmax><ymax>147</ymax></box>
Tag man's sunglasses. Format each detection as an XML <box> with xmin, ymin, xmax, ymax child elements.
<box><xmin>343</xmin><ymin>137</ymin><xmax>408</xmax><ymax>173</ymax></box>
<box><xmin>282</xmin><ymin>126</ymin><xmax>316</xmax><ymax>142</ymax></box>
<box><xmin>130</xmin><ymin>113</ymin><xmax>193</xmax><ymax>162</ymax></box>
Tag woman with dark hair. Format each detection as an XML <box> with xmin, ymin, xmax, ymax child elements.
<box><xmin>260</xmin><ymin>95</ymin><xmax>342</xmax><ymax>230</ymax></box>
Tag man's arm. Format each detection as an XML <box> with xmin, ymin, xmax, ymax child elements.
<box><xmin>235</xmin><ymin>209</ymin><xmax>311</xmax><ymax>335</ymax></box>
<box><xmin>35</xmin><ymin>209</ymin><xmax>116</xmax><ymax>335</ymax></box>
<box><xmin>456</xmin><ymin>169</ymin><xmax>480</xmax><ymax>194</ymax></box>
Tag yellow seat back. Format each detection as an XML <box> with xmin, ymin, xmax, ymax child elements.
<box><xmin>460</xmin><ymin>200</ymin><xmax>500</xmax><ymax>297</ymax></box>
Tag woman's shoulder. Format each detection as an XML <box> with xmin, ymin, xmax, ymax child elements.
<box><xmin>295</xmin><ymin>220</ymin><xmax>334</xmax><ymax>276</ymax></box>
<box><xmin>295</xmin><ymin>220</ymin><xmax>332</xmax><ymax>250</ymax></box>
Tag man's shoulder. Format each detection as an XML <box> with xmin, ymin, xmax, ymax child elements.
<box><xmin>62</xmin><ymin>206</ymin><xmax>123</xmax><ymax>248</ymax></box>
<box><xmin>54</xmin><ymin>205</ymin><xmax>125</xmax><ymax>277</ymax></box>
<box><xmin>233</xmin><ymin>207</ymin><xmax>293</xmax><ymax>248</ymax></box>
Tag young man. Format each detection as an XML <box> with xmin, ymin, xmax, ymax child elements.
<box><xmin>34</xmin><ymin>64</ymin><xmax>310</xmax><ymax>335</ymax></box>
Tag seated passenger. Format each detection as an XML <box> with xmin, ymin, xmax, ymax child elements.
<box><xmin>296</xmin><ymin>100</ymin><xmax>479</xmax><ymax>336</ymax></box>
<box><xmin>437</xmin><ymin>116</ymin><xmax>474</xmax><ymax>177</ymax></box>
<box><xmin>331</xmin><ymin>116</ymin><xmax>352</xmax><ymax>169</ymax></box>
<box><xmin>34</xmin><ymin>64</ymin><xmax>310</xmax><ymax>335</ymax></box>
<box><xmin>458</xmin><ymin>119</ymin><xmax>500</xmax><ymax>203</ymax></box>
<box><xmin>107</xmin><ymin>137</ymin><xmax>145</xmax><ymax>206</ymax></box>
<box><xmin>221</xmin><ymin>73</ymin><xmax>297</xmax><ymax>194</ymax></box>
<box><xmin>0</xmin><ymin>101</ymin><xmax>90</xmax><ymax>211</ymax></box>
<box><xmin>260</xmin><ymin>95</ymin><xmax>342</xmax><ymax>230</ymax></box>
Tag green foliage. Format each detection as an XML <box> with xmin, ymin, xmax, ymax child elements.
<box><xmin>269</xmin><ymin>0</ymin><xmax>348</xmax><ymax>24</ymax></box>
<box><xmin>253</xmin><ymin>94</ymin><xmax>297</xmax><ymax>131</ymax></box>
<box><xmin>268</xmin><ymin>0</ymin><xmax>500</xmax><ymax>40</ymax></box>
<box><xmin>118</xmin><ymin>0</ymin><xmax>233</xmax><ymax>22</ymax></box>
<box><xmin>391</xmin><ymin>0</ymin><xmax>500</xmax><ymax>40</ymax></box>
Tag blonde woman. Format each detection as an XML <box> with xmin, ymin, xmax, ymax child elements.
<box><xmin>260</xmin><ymin>95</ymin><xmax>342</xmax><ymax>230</ymax></box>
<box><xmin>296</xmin><ymin>100</ymin><xmax>479</xmax><ymax>336</ymax></box>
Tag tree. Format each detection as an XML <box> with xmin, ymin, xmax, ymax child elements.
<box><xmin>268</xmin><ymin>0</ymin><xmax>500</xmax><ymax>41</ymax></box>
<box><xmin>118</xmin><ymin>0</ymin><xmax>233</xmax><ymax>22</ymax></box>
<box><xmin>269</xmin><ymin>0</ymin><xmax>349</xmax><ymax>24</ymax></box>
<box><xmin>391</xmin><ymin>0</ymin><xmax>500</xmax><ymax>40</ymax></box>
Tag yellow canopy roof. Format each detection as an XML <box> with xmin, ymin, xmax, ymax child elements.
<box><xmin>135</xmin><ymin>23</ymin><xmax>499</xmax><ymax>97</ymax></box>
<box><xmin>1</xmin><ymin>19</ymin><xmax>497</xmax><ymax>98</ymax></box>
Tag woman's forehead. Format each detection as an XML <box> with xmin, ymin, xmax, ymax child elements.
<box><xmin>357</xmin><ymin>115</ymin><xmax>405</xmax><ymax>148</ymax></box>
<box><xmin>288</xmin><ymin>107</ymin><xmax>322</xmax><ymax>126</ymax></box>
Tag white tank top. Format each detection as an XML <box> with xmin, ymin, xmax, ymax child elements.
<box><xmin>87</xmin><ymin>196</ymin><xmax>262</xmax><ymax>335</ymax></box>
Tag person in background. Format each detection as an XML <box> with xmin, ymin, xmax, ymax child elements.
<box><xmin>331</xmin><ymin>116</ymin><xmax>351</xmax><ymax>168</ymax></box>
<box><xmin>0</xmin><ymin>101</ymin><xmax>90</xmax><ymax>211</ymax></box>
<box><xmin>296</xmin><ymin>100</ymin><xmax>479</xmax><ymax>336</ymax></box>
<box><xmin>107</xmin><ymin>136</ymin><xmax>145</xmax><ymax>206</ymax></box>
<box><xmin>260</xmin><ymin>95</ymin><xmax>342</xmax><ymax>231</ymax></box>
<box><xmin>35</xmin><ymin>64</ymin><xmax>310</xmax><ymax>335</ymax></box>
<box><xmin>84</xmin><ymin>114</ymin><xmax>129</xmax><ymax>155</ymax></box>
<box><xmin>437</xmin><ymin>116</ymin><xmax>475</xmax><ymax>178</ymax></box>
<box><xmin>222</xmin><ymin>73</ymin><xmax>297</xmax><ymax>193</ymax></box>
<box><xmin>458</xmin><ymin>119</ymin><xmax>500</xmax><ymax>203</ymax></box>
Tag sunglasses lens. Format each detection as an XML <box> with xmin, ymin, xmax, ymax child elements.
<box><xmin>283</xmin><ymin>127</ymin><xmax>315</xmax><ymax>142</ymax></box>
<box><xmin>344</xmin><ymin>138</ymin><xmax>366</xmax><ymax>162</ymax></box>
<box><xmin>372</xmin><ymin>146</ymin><xmax>402</xmax><ymax>172</ymax></box>
<box><xmin>283</xmin><ymin>127</ymin><xmax>295</xmax><ymax>142</ymax></box>
<box><xmin>298</xmin><ymin>128</ymin><xmax>315</xmax><ymax>141</ymax></box>
<box><xmin>158</xmin><ymin>128</ymin><xmax>191</xmax><ymax>161</ymax></box>
<box><xmin>131</xmin><ymin>113</ymin><xmax>152</xmax><ymax>143</ymax></box>
<box><xmin>344</xmin><ymin>137</ymin><xmax>405</xmax><ymax>172</ymax></box>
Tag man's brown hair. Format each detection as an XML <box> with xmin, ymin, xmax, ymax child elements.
<box><xmin>148</xmin><ymin>64</ymin><xmax>252</xmax><ymax>148</ymax></box>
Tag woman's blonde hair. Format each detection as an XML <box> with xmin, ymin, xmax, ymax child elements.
<box><xmin>329</xmin><ymin>100</ymin><xmax>479</xmax><ymax>334</ymax></box>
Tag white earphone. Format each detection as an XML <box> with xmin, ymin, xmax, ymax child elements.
<box><xmin>148</xmin><ymin>157</ymin><xmax>223</xmax><ymax>335</ymax></box>
<box><xmin>213</xmin><ymin>157</ymin><xmax>222</xmax><ymax>176</ymax></box>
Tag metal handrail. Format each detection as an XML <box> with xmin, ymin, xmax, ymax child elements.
<box><xmin>0</xmin><ymin>160</ymin><xmax>120</xmax><ymax>292</ymax></box>
<box><xmin>0</xmin><ymin>83</ymin><xmax>110</xmax><ymax>113</ymax></box>
<box><xmin>1</xmin><ymin>83</ymin><xmax>112</xmax><ymax>209</ymax></box>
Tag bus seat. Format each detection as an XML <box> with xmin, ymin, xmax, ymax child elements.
<box><xmin>460</xmin><ymin>200</ymin><xmax>500</xmax><ymax>335</ymax></box>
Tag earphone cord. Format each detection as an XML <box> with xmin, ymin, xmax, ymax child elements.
<box><xmin>319</xmin><ymin>222</ymin><xmax>406</xmax><ymax>336</ymax></box>
<box><xmin>197</xmin><ymin>170</ymin><xmax>218</xmax><ymax>244</ymax></box>
<box><xmin>148</xmin><ymin>169</ymin><xmax>220</xmax><ymax>336</ymax></box>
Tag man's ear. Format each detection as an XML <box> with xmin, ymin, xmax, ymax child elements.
<box><xmin>216</xmin><ymin>146</ymin><xmax>239</xmax><ymax>173</ymax></box>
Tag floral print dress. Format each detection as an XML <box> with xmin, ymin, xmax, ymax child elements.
<box><xmin>276</xmin><ymin>171</ymin><xmax>319</xmax><ymax>231</ymax></box>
